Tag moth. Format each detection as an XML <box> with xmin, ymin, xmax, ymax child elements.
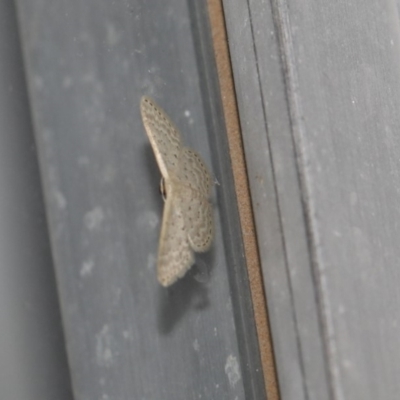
<box><xmin>140</xmin><ymin>96</ymin><xmax>214</xmax><ymax>286</ymax></box>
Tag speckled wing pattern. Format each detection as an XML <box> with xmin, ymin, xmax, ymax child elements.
<box><xmin>140</xmin><ymin>96</ymin><xmax>214</xmax><ymax>287</ymax></box>
<box><xmin>157</xmin><ymin>185</ymin><xmax>195</xmax><ymax>286</ymax></box>
<box><xmin>140</xmin><ymin>96</ymin><xmax>181</xmax><ymax>179</ymax></box>
<box><xmin>177</xmin><ymin>148</ymin><xmax>213</xmax><ymax>252</ymax></box>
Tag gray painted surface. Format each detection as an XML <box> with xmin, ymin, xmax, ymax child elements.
<box><xmin>224</xmin><ymin>0</ymin><xmax>400</xmax><ymax>399</ymax></box>
<box><xmin>0</xmin><ymin>1</ymin><xmax>73</xmax><ymax>399</ymax></box>
<box><xmin>15</xmin><ymin>0</ymin><xmax>265</xmax><ymax>399</ymax></box>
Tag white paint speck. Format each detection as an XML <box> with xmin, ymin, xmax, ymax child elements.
<box><xmin>96</xmin><ymin>325</ymin><xmax>113</xmax><ymax>367</ymax></box>
<box><xmin>225</xmin><ymin>354</ymin><xmax>241</xmax><ymax>388</ymax></box>
<box><xmin>343</xmin><ymin>358</ymin><xmax>353</xmax><ymax>369</ymax></box>
<box><xmin>122</xmin><ymin>59</ymin><xmax>130</xmax><ymax>72</ymax></box>
<box><xmin>106</xmin><ymin>23</ymin><xmax>121</xmax><ymax>46</ymax></box>
<box><xmin>137</xmin><ymin>211</ymin><xmax>159</xmax><ymax>230</ymax></box>
<box><xmin>80</xmin><ymin>259</ymin><xmax>94</xmax><ymax>277</ymax></box>
<box><xmin>193</xmin><ymin>339</ymin><xmax>200</xmax><ymax>352</ymax></box>
<box><xmin>78</xmin><ymin>156</ymin><xmax>90</xmax><ymax>166</ymax></box>
<box><xmin>113</xmin><ymin>287</ymin><xmax>122</xmax><ymax>303</ymax></box>
<box><xmin>62</xmin><ymin>76</ymin><xmax>73</xmax><ymax>89</ymax></box>
<box><xmin>84</xmin><ymin>206</ymin><xmax>104</xmax><ymax>230</ymax></box>
<box><xmin>183</xmin><ymin>110</ymin><xmax>194</xmax><ymax>125</ymax></box>
<box><xmin>33</xmin><ymin>76</ymin><xmax>44</xmax><ymax>90</ymax></box>
<box><xmin>147</xmin><ymin>253</ymin><xmax>156</xmax><ymax>270</ymax></box>
<box><xmin>350</xmin><ymin>191</ymin><xmax>358</xmax><ymax>206</ymax></box>
<box><xmin>82</xmin><ymin>72</ymin><xmax>95</xmax><ymax>83</ymax></box>
<box><xmin>122</xmin><ymin>330</ymin><xmax>133</xmax><ymax>340</ymax></box>
<box><xmin>103</xmin><ymin>164</ymin><xmax>116</xmax><ymax>182</ymax></box>
<box><xmin>54</xmin><ymin>190</ymin><xmax>67</xmax><ymax>209</ymax></box>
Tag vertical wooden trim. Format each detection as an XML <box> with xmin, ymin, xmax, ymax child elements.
<box><xmin>206</xmin><ymin>1</ymin><xmax>280</xmax><ymax>399</ymax></box>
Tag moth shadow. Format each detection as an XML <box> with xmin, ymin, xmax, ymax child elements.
<box><xmin>157</xmin><ymin>249</ymin><xmax>215</xmax><ymax>335</ymax></box>
<box><xmin>142</xmin><ymin>143</ymin><xmax>163</xmax><ymax>200</ymax></box>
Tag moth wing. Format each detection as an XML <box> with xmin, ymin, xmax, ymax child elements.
<box><xmin>179</xmin><ymin>185</ymin><xmax>214</xmax><ymax>253</ymax></box>
<box><xmin>157</xmin><ymin>185</ymin><xmax>194</xmax><ymax>286</ymax></box>
<box><xmin>141</xmin><ymin>96</ymin><xmax>182</xmax><ymax>179</ymax></box>
<box><xmin>177</xmin><ymin>147</ymin><xmax>212</xmax><ymax>196</ymax></box>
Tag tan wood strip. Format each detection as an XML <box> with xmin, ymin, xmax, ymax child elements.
<box><xmin>207</xmin><ymin>1</ymin><xmax>280</xmax><ymax>399</ymax></box>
